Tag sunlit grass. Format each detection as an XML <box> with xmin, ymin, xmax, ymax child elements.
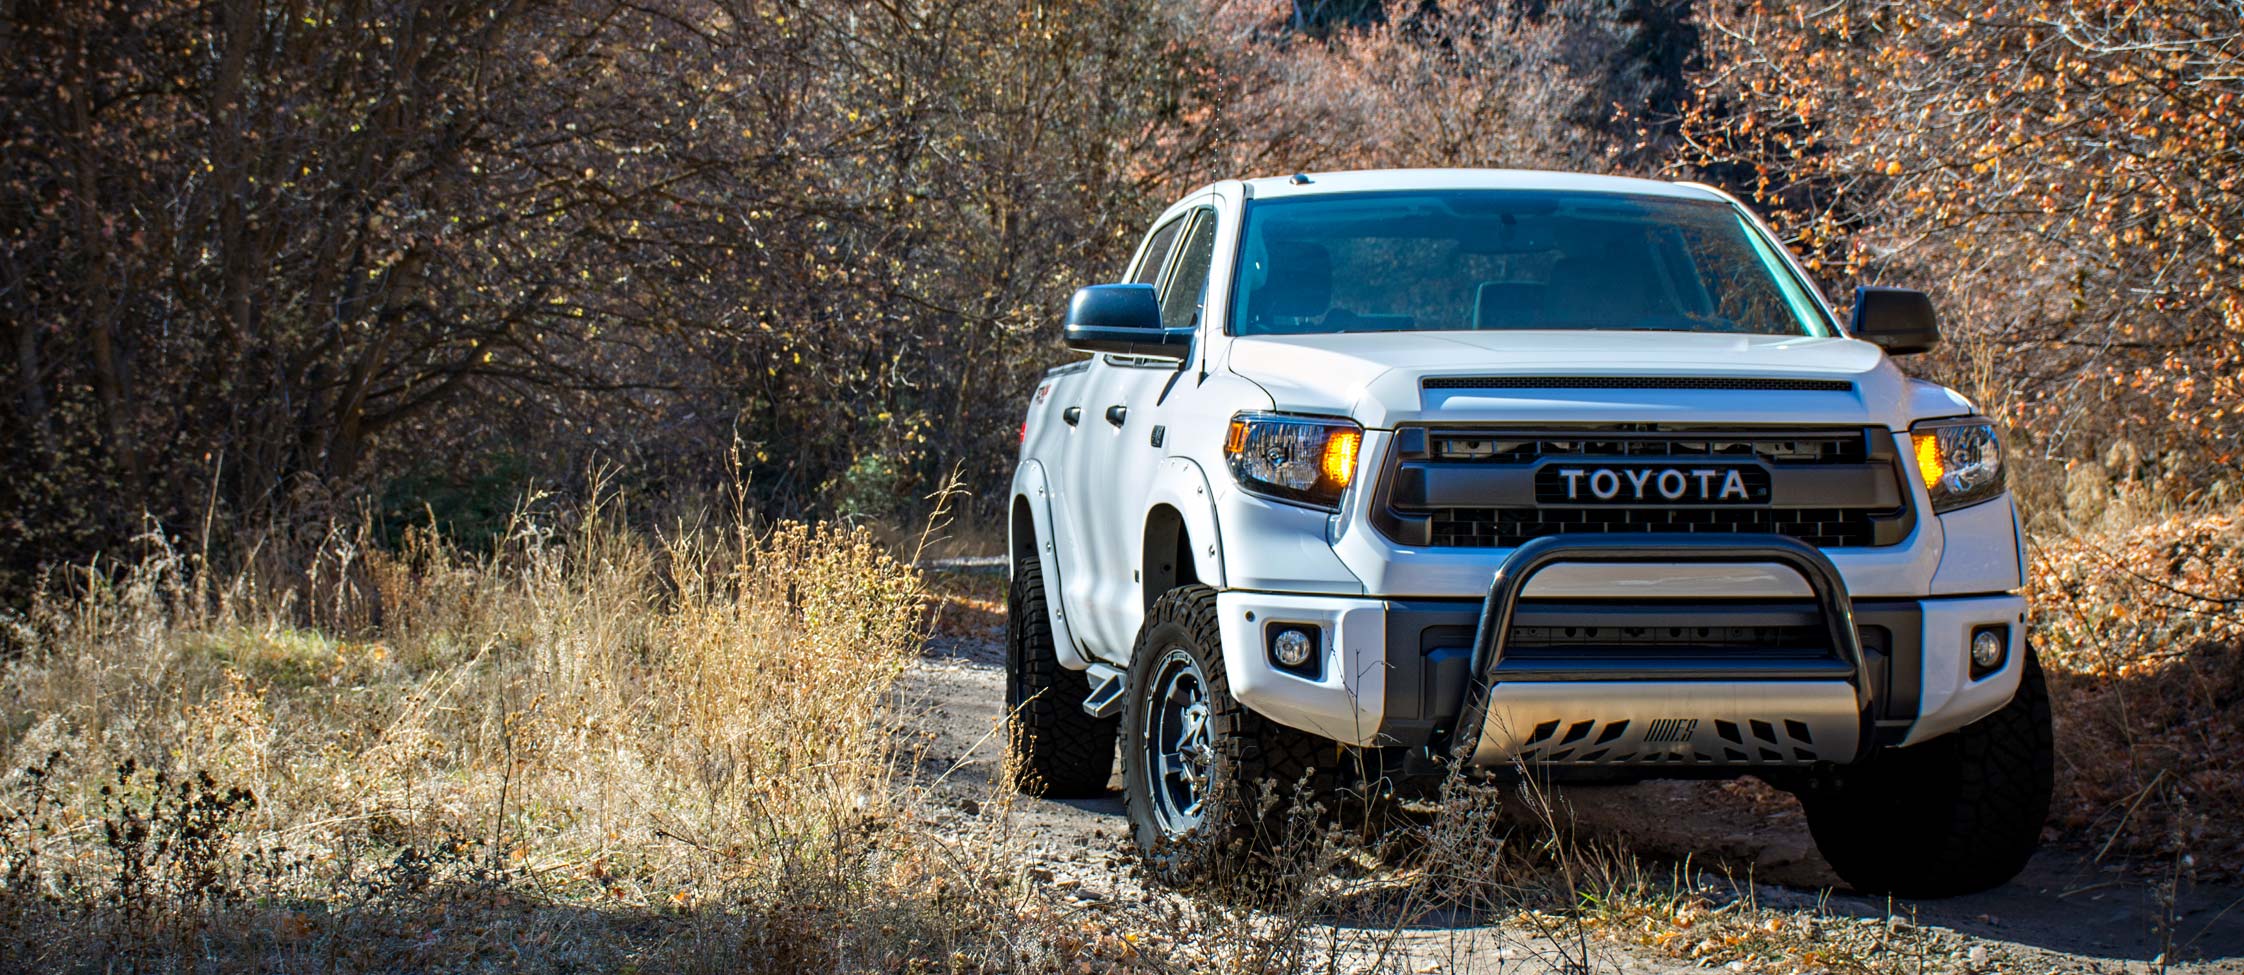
<box><xmin>0</xmin><ymin>494</ymin><xmax>950</xmax><ymax>970</ymax></box>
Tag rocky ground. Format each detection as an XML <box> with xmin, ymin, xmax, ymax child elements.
<box><xmin>901</xmin><ymin>568</ymin><xmax>2244</xmax><ymax>974</ymax></box>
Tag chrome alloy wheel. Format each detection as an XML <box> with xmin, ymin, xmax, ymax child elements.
<box><xmin>1142</xmin><ymin>646</ymin><xmax>1216</xmax><ymax>835</ymax></box>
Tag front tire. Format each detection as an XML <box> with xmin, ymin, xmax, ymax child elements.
<box><xmin>1004</xmin><ymin>555</ymin><xmax>1116</xmax><ymax>798</ymax></box>
<box><xmin>1802</xmin><ymin>648</ymin><xmax>2054</xmax><ymax>897</ymax></box>
<box><xmin>1118</xmin><ymin>585</ymin><xmax>1335</xmax><ymax>882</ymax></box>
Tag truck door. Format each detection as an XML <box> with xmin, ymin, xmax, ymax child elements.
<box><xmin>1056</xmin><ymin>205</ymin><xmax>1220</xmax><ymax>663</ymax></box>
<box><xmin>1046</xmin><ymin>214</ymin><xmax>1184</xmax><ymax>660</ymax></box>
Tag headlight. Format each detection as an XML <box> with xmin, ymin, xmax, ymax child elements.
<box><xmin>1224</xmin><ymin>413</ymin><xmax>1363</xmax><ymax>509</ymax></box>
<box><xmin>1909</xmin><ymin>417</ymin><xmax>2004</xmax><ymax>512</ymax></box>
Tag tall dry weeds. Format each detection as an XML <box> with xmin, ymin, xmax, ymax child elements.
<box><xmin>0</xmin><ymin>492</ymin><xmax>963</xmax><ymax>971</ymax></box>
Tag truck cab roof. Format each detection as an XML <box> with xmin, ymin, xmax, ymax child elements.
<box><xmin>1231</xmin><ymin>168</ymin><xmax>1729</xmax><ymax>203</ymax></box>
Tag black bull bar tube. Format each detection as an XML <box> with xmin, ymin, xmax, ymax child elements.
<box><xmin>1445</xmin><ymin>533</ymin><xmax>1876</xmax><ymax>767</ymax></box>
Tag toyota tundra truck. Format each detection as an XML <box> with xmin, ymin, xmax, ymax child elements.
<box><xmin>1004</xmin><ymin>169</ymin><xmax>2050</xmax><ymax>897</ymax></box>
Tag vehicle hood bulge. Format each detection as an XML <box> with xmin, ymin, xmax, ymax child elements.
<box><xmin>1224</xmin><ymin>331</ymin><xmax>1925</xmax><ymax>430</ymax></box>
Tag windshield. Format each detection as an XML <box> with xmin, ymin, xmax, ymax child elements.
<box><xmin>1229</xmin><ymin>190</ymin><xmax>1833</xmax><ymax>338</ymax></box>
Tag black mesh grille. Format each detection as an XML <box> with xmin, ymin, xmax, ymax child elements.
<box><xmin>1429</xmin><ymin>506</ymin><xmax>1876</xmax><ymax>548</ymax></box>
<box><xmin>1380</xmin><ymin>425</ymin><xmax>1911</xmax><ymax>550</ymax></box>
<box><xmin>1431</xmin><ymin>431</ymin><xmax>1866</xmax><ymax>464</ymax></box>
<box><xmin>1509</xmin><ymin>622</ymin><xmax>1822</xmax><ymax>649</ymax></box>
<box><xmin>1423</xmin><ymin>376</ymin><xmax>1854</xmax><ymax>392</ymax></box>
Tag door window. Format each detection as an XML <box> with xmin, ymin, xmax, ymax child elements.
<box><xmin>1161</xmin><ymin>210</ymin><xmax>1219</xmax><ymax>331</ymax></box>
<box><xmin>1131</xmin><ymin>218</ymin><xmax>1187</xmax><ymax>285</ymax></box>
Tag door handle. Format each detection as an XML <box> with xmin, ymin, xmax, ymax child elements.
<box><xmin>1062</xmin><ymin>406</ymin><xmax>1082</xmax><ymax>426</ymax></box>
<box><xmin>1104</xmin><ymin>405</ymin><xmax>1128</xmax><ymax>427</ymax></box>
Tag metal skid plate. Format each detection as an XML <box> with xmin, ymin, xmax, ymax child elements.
<box><xmin>1466</xmin><ymin>680</ymin><xmax>1863</xmax><ymax>766</ymax></box>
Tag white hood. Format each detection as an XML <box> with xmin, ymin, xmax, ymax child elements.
<box><xmin>1223</xmin><ymin>330</ymin><xmax>1963</xmax><ymax>430</ymax></box>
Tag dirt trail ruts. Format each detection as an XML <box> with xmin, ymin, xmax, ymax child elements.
<box><xmin>900</xmin><ymin>627</ymin><xmax>2244</xmax><ymax>974</ymax></box>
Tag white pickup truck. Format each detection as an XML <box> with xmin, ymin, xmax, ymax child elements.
<box><xmin>1005</xmin><ymin>170</ymin><xmax>2049</xmax><ymax>897</ymax></box>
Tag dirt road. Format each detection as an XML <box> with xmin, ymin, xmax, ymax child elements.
<box><xmin>902</xmin><ymin>616</ymin><xmax>2244</xmax><ymax>974</ymax></box>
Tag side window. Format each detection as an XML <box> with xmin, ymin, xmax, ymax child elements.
<box><xmin>1130</xmin><ymin>218</ymin><xmax>1187</xmax><ymax>285</ymax></box>
<box><xmin>1161</xmin><ymin>210</ymin><xmax>1219</xmax><ymax>331</ymax></box>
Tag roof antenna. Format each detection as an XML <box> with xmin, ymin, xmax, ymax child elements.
<box><xmin>1288</xmin><ymin>173</ymin><xmax>1312</xmax><ymax>185</ymax></box>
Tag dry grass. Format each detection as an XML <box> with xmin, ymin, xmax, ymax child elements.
<box><xmin>0</xmin><ymin>490</ymin><xmax>1054</xmax><ymax>972</ymax></box>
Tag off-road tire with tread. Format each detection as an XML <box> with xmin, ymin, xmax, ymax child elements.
<box><xmin>1004</xmin><ymin>555</ymin><xmax>1117</xmax><ymax>798</ymax></box>
<box><xmin>1801</xmin><ymin>648</ymin><xmax>2054</xmax><ymax>898</ymax></box>
<box><xmin>1119</xmin><ymin>584</ymin><xmax>1342</xmax><ymax>883</ymax></box>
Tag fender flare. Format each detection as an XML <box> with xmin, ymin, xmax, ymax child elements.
<box><xmin>1009</xmin><ymin>460</ymin><xmax>1092</xmax><ymax>670</ymax></box>
<box><xmin>1144</xmin><ymin>457</ymin><xmax>1226</xmax><ymax>592</ymax></box>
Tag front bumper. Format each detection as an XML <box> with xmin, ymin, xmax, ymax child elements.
<box><xmin>1216</xmin><ymin>538</ymin><xmax>2026</xmax><ymax>762</ymax></box>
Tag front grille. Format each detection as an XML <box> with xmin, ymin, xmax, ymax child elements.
<box><xmin>1424</xmin><ymin>375</ymin><xmax>1855</xmax><ymax>393</ymax></box>
<box><xmin>1375</xmin><ymin>425</ymin><xmax>1914</xmax><ymax>549</ymax></box>
<box><xmin>1430</xmin><ymin>506</ymin><xmax>1876</xmax><ymax>548</ymax></box>
<box><xmin>1436</xmin><ymin>432</ymin><xmax>1865</xmax><ymax>464</ymax></box>
<box><xmin>1508</xmin><ymin>622</ymin><xmax>1822</xmax><ymax>653</ymax></box>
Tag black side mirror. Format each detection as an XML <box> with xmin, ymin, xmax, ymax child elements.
<box><xmin>1850</xmin><ymin>286</ymin><xmax>1940</xmax><ymax>355</ymax></box>
<box><xmin>1064</xmin><ymin>284</ymin><xmax>1191</xmax><ymax>360</ymax></box>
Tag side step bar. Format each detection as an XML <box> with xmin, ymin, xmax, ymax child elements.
<box><xmin>1081</xmin><ymin>662</ymin><xmax>1126</xmax><ymax>718</ymax></box>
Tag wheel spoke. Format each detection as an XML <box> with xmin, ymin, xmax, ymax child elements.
<box><xmin>1164</xmin><ymin>678</ymin><xmax>1195</xmax><ymax>707</ymax></box>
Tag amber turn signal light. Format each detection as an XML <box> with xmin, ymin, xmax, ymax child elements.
<box><xmin>1321</xmin><ymin>429</ymin><xmax>1361</xmax><ymax>488</ymax></box>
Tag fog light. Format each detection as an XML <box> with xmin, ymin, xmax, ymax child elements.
<box><xmin>1272</xmin><ymin>628</ymin><xmax>1314</xmax><ymax>667</ymax></box>
<box><xmin>1971</xmin><ymin>628</ymin><xmax>2005</xmax><ymax>671</ymax></box>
